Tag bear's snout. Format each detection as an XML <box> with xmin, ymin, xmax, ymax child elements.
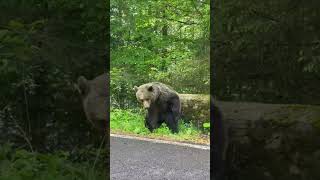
<box><xmin>143</xmin><ymin>101</ymin><xmax>151</xmax><ymax>109</ymax></box>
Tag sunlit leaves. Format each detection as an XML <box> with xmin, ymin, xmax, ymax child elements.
<box><xmin>110</xmin><ymin>0</ymin><xmax>210</xmax><ymax>108</ymax></box>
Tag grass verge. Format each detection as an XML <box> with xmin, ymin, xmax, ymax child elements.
<box><xmin>110</xmin><ymin>109</ymin><xmax>210</xmax><ymax>145</ymax></box>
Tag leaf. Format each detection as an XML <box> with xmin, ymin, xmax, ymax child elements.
<box><xmin>8</xmin><ymin>20</ymin><xmax>24</xmax><ymax>30</ymax></box>
<box><xmin>0</xmin><ymin>30</ymin><xmax>9</xmax><ymax>39</ymax></box>
<box><xmin>203</xmin><ymin>122</ymin><xmax>210</xmax><ymax>128</ymax></box>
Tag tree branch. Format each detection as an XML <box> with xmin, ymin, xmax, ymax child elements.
<box><xmin>155</xmin><ymin>16</ymin><xmax>198</xmax><ymax>25</ymax></box>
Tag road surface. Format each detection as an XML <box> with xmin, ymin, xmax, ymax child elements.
<box><xmin>110</xmin><ymin>135</ymin><xmax>210</xmax><ymax>180</ymax></box>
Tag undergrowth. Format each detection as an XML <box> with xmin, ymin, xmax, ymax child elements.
<box><xmin>0</xmin><ymin>143</ymin><xmax>107</xmax><ymax>180</ymax></box>
<box><xmin>110</xmin><ymin>109</ymin><xmax>209</xmax><ymax>144</ymax></box>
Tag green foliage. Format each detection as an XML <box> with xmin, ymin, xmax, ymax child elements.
<box><xmin>110</xmin><ymin>68</ymin><xmax>139</xmax><ymax>108</ymax></box>
<box><xmin>203</xmin><ymin>122</ymin><xmax>210</xmax><ymax>128</ymax></box>
<box><xmin>151</xmin><ymin>58</ymin><xmax>210</xmax><ymax>93</ymax></box>
<box><xmin>0</xmin><ymin>1</ymin><xmax>109</xmax><ymax>178</ymax></box>
<box><xmin>202</xmin><ymin>122</ymin><xmax>210</xmax><ymax>134</ymax></box>
<box><xmin>110</xmin><ymin>108</ymin><xmax>151</xmax><ymax>135</ymax></box>
<box><xmin>0</xmin><ymin>143</ymin><xmax>107</xmax><ymax>180</ymax></box>
<box><xmin>110</xmin><ymin>0</ymin><xmax>210</xmax><ymax>108</ymax></box>
<box><xmin>213</xmin><ymin>0</ymin><xmax>320</xmax><ymax>104</ymax></box>
<box><xmin>0</xmin><ymin>0</ymin><xmax>108</xmax><ymax>151</ymax></box>
<box><xmin>110</xmin><ymin>109</ymin><xmax>206</xmax><ymax>142</ymax></box>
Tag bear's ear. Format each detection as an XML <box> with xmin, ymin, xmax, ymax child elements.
<box><xmin>133</xmin><ymin>86</ymin><xmax>138</xmax><ymax>92</ymax></box>
<box><xmin>77</xmin><ymin>76</ymin><xmax>90</xmax><ymax>96</ymax></box>
<box><xmin>147</xmin><ymin>85</ymin><xmax>153</xmax><ymax>92</ymax></box>
<box><xmin>74</xmin><ymin>83</ymin><xmax>81</xmax><ymax>93</ymax></box>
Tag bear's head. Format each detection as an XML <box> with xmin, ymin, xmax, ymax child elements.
<box><xmin>133</xmin><ymin>83</ymin><xmax>160</xmax><ymax>109</ymax></box>
<box><xmin>75</xmin><ymin>74</ymin><xmax>108</xmax><ymax>132</ymax></box>
<box><xmin>77</xmin><ymin>76</ymin><xmax>90</xmax><ymax>98</ymax></box>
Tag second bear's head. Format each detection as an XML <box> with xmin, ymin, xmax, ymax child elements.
<box><xmin>133</xmin><ymin>83</ymin><xmax>160</xmax><ymax>109</ymax></box>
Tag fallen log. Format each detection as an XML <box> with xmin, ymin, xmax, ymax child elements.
<box><xmin>178</xmin><ymin>94</ymin><xmax>210</xmax><ymax>127</ymax></box>
<box><xmin>213</xmin><ymin>101</ymin><xmax>320</xmax><ymax>179</ymax></box>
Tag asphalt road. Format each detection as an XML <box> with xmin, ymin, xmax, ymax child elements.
<box><xmin>110</xmin><ymin>136</ymin><xmax>210</xmax><ymax>180</ymax></box>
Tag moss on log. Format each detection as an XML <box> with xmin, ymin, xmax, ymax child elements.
<box><xmin>178</xmin><ymin>94</ymin><xmax>210</xmax><ymax>127</ymax></box>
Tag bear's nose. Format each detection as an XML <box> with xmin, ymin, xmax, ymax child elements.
<box><xmin>143</xmin><ymin>102</ymin><xmax>150</xmax><ymax>109</ymax></box>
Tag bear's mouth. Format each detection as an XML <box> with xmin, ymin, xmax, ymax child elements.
<box><xmin>143</xmin><ymin>105</ymin><xmax>150</xmax><ymax>109</ymax></box>
<box><xmin>142</xmin><ymin>100</ymin><xmax>151</xmax><ymax>109</ymax></box>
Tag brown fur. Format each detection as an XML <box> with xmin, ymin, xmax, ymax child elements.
<box><xmin>134</xmin><ymin>82</ymin><xmax>181</xmax><ymax>133</ymax></box>
<box><xmin>76</xmin><ymin>73</ymin><xmax>108</xmax><ymax>132</ymax></box>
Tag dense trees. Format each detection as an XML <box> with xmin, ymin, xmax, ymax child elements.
<box><xmin>110</xmin><ymin>0</ymin><xmax>210</xmax><ymax>109</ymax></box>
<box><xmin>0</xmin><ymin>0</ymin><xmax>109</xmax><ymax>178</ymax></box>
<box><xmin>212</xmin><ymin>1</ymin><xmax>320</xmax><ymax>179</ymax></box>
<box><xmin>0</xmin><ymin>0</ymin><xmax>108</xmax><ymax>150</ymax></box>
<box><xmin>213</xmin><ymin>0</ymin><xmax>320</xmax><ymax>104</ymax></box>
<box><xmin>0</xmin><ymin>0</ymin><xmax>109</xmax><ymax>179</ymax></box>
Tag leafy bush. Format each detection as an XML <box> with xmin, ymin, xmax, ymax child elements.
<box><xmin>0</xmin><ymin>1</ymin><xmax>108</xmax><ymax>178</ymax></box>
<box><xmin>0</xmin><ymin>143</ymin><xmax>107</xmax><ymax>180</ymax></box>
<box><xmin>110</xmin><ymin>58</ymin><xmax>210</xmax><ymax>109</ymax></box>
<box><xmin>0</xmin><ymin>0</ymin><xmax>107</xmax><ymax>151</ymax></box>
<box><xmin>151</xmin><ymin>58</ymin><xmax>210</xmax><ymax>94</ymax></box>
<box><xmin>110</xmin><ymin>68</ymin><xmax>141</xmax><ymax>109</ymax></box>
<box><xmin>110</xmin><ymin>0</ymin><xmax>210</xmax><ymax>109</ymax></box>
<box><xmin>110</xmin><ymin>108</ymin><xmax>149</xmax><ymax>135</ymax></box>
<box><xmin>110</xmin><ymin>109</ymin><xmax>207</xmax><ymax>143</ymax></box>
<box><xmin>202</xmin><ymin>122</ymin><xmax>210</xmax><ymax>135</ymax></box>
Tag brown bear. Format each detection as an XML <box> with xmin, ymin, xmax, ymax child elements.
<box><xmin>133</xmin><ymin>82</ymin><xmax>181</xmax><ymax>133</ymax></box>
<box><xmin>76</xmin><ymin>73</ymin><xmax>108</xmax><ymax>133</ymax></box>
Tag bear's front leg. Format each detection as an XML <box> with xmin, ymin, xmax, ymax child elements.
<box><xmin>165</xmin><ymin>96</ymin><xmax>181</xmax><ymax>133</ymax></box>
<box><xmin>145</xmin><ymin>107</ymin><xmax>160</xmax><ymax>132</ymax></box>
<box><xmin>145</xmin><ymin>114</ymin><xmax>154</xmax><ymax>132</ymax></box>
<box><xmin>165</xmin><ymin>112</ymin><xmax>179</xmax><ymax>133</ymax></box>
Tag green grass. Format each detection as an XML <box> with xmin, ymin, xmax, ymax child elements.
<box><xmin>0</xmin><ymin>143</ymin><xmax>108</xmax><ymax>180</ymax></box>
<box><xmin>110</xmin><ymin>109</ymin><xmax>210</xmax><ymax>144</ymax></box>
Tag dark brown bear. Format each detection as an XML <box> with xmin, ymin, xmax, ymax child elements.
<box><xmin>76</xmin><ymin>73</ymin><xmax>108</xmax><ymax>133</ymax></box>
<box><xmin>133</xmin><ymin>82</ymin><xmax>181</xmax><ymax>133</ymax></box>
